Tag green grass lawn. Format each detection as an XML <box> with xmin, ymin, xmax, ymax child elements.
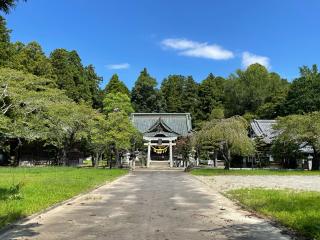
<box><xmin>191</xmin><ymin>168</ymin><xmax>320</xmax><ymax>176</ymax></box>
<box><xmin>0</xmin><ymin>167</ymin><xmax>127</xmax><ymax>229</ymax></box>
<box><xmin>227</xmin><ymin>188</ymin><xmax>320</xmax><ymax>239</ymax></box>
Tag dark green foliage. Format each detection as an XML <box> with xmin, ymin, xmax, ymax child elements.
<box><xmin>0</xmin><ymin>16</ymin><xmax>11</xmax><ymax>66</ymax></box>
<box><xmin>275</xmin><ymin>112</ymin><xmax>320</xmax><ymax>170</ymax></box>
<box><xmin>8</xmin><ymin>41</ymin><xmax>55</xmax><ymax>78</ymax></box>
<box><xmin>50</xmin><ymin>49</ymin><xmax>101</xmax><ymax>106</ymax></box>
<box><xmin>224</xmin><ymin>64</ymin><xmax>289</xmax><ymax>118</ymax></box>
<box><xmin>50</xmin><ymin>49</ymin><xmax>85</xmax><ymax>102</ymax></box>
<box><xmin>197</xmin><ymin>73</ymin><xmax>225</xmax><ymax>120</ymax></box>
<box><xmin>182</xmin><ymin>76</ymin><xmax>199</xmax><ymax>117</ymax></box>
<box><xmin>0</xmin><ymin>0</ymin><xmax>23</xmax><ymax>13</ymax></box>
<box><xmin>104</xmin><ymin>74</ymin><xmax>130</xmax><ymax>97</ymax></box>
<box><xmin>160</xmin><ymin>75</ymin><xmax>185</xmax><ymax>112</ymax></box>
<box><xmin>282</xmin><ymin>65</ymin><xmax>320</xmax><ymax>115</ymax></box>
<box><xmin>131</xmin><ymin>68</ymin><xmax>159</xmax><ymax>112</ymax></box>
<box><xmin>160</xmin><ymin>75</ymin><xmax>199</xmax><ymax>124</ymax></box>
<box><xmin>271</xmin><ymin>139</ymin><xmax>302</xmax><ymax>169</ymax></box>
<box><xmin>84</xmin><ymin>64</ymin><xmax>103</xmax><ymax>109</ymax></box>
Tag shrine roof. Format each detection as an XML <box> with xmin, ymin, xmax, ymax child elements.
<box><xmin>131</xmin><ymin>113</ymin><xmax>192</xmax><ymax>137</ymax></box>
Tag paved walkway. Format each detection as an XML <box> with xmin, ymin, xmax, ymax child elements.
<box><xmin>1</xmin><ymin>170</ymin><xmax>290</xmax><ymax>240</ymax></box>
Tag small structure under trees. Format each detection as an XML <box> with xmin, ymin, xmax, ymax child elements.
<box><xmin>131</xmin><ymin>113</ymin><xmax>192</xmax><ymax>167</ymax></box>
<box><xmin>250</xmin><ymin>119</ymin><xmax>314</xmax><ymax>169</ymax></box>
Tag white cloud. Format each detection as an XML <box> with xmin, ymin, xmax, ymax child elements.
<box><xmin>161</xmin><ymin>38</ymin><xmax>199</xmax><ymax>50</ymax></box>
<box><xmin>106</xmin><ymin>63</ymin><xmax>130</xmax><ymax>70</ymax></box>
<box><xmin>161</xmin><ymin>38</ymin><xmax>234</xmax><ymax>60</ymax></box>
<box><xmin>242</xmin><ymin>52</ymin><xmax>270</xmax><ymax>69</ymax></box>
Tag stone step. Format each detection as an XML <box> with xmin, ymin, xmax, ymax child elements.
<box><xmin>149</xmin><ymin>160</ymin><xmax>170</xmax><ymax>169</ymax></box>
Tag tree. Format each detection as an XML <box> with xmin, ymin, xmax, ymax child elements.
<box><xmin>86</xmin><ymin>112</ymin><xmax>109</xmax><ymax>167</ymax></box>
<box><xmin>131</xmin><ymin>68</ymin><xmax>159</xmax><ymax>112</ymax></box>
<box><xmin>0</xmin><ymin>0</ymin><xmax>24</xmax><ymax>13</ymax></box>
<box><xmin>0</xmin><ymin>82</ymin><xmax>11</xmax><ymax>150</ymax></box>
<box><xmin>43</xmin><ymin>102</ymin><xmax>97</xmax><ymax>165</ymax></box>
<box><xmin>9</xmin><ymin>41</ymin><xmax>55</xmax><ymax>78</ymax></box>
<box><xmin>160</xmin><ymin>75</ymin><xmax>185</xmax><ymax>112</ymax></box>
<box><xmin>50</xmin><ymin>49</ymin><xmax>93</xmax><ymax>104</ymax></box>
<box><xmin>160</xmin><ymin>75</ymin><xmax>199</xmax><ymax>116</ymax></box>
<box><xmin>103</xmin><ymin>92</ymin><xmax>134</xmax><ymax>116</ymax></box>
<box><xmin>0</xmin><ymin>16</ymin><xmax>12</xmax><ymax>66</ymax></box>
<box><xmin>209</xmin><ymin>107</ymin><xmax>225</xmax><ymax>120</ymax></box>
<box><xmin>0</xmin><ymin>67</ymin><xmax>101</xmax><ymax>165</ymax></box>
<box><xmin>282</xmin><ymin>65</ymin><xmax>320</xmax><ymax>115</ymax></box>
<box><xmin>104</xmin><ymin>111</ymin><xmax>141</xmax><ymax>166</ymax></box>
<box><xmin>197</xmin><ymin>74</ymin><xmax>225</xmax><ymax>121</ymax></box>
<box><xmin>104</xmin><ymin>74</ymin><xmax>130</xmax><ymax>97</ymax></box>
<box><xmin>275</xmin><ymin>112</ymin><xmax>320</xmax><ymax>170</ymax></box>
<box><xmin>84</xmin><ymin>64</ymin><xmax>103</xmax><ymax>109</ymax></box>
<box><xmin>0</xmin><ymin>67</ymin><xmax>72</xmax><ymax>164</ymax></box>
<box><xmin>181</xmin><ymin>76</ymin><xmax>199</xmax><ymax>117</ymax></box>
<box><xmin>174</xmin><ymin>136</ymin><xmax>192</xmax><ymax>166</ymax></box>
<box><xmin>193</xmin><ymin>116</ymin><xmax>255</xmax><ymax>169</ymax></box>
<box><xmin>271</xmin><ymin>138</ymin><xmax>302</xmax><ymax>169</ymax></box>
<box><xmin>224</xmin><ymin>64</ymin><xmax>288</xmax><ymax>117</ymax></box>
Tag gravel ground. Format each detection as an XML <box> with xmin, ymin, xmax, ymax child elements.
<box><xmin>194</xmin><ymin>175</ymin><xmax>320</xmax><ymax>192</ymax></box>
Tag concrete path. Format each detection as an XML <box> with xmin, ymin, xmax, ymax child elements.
<box><xmin>0</xmin><ymin>170</ymin><xmax>291</xmax><ymax>240</ymax></box>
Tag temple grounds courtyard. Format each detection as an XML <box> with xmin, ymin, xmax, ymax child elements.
<box><xmin>0</xmin><ymin>169</ymin><xmax>296</xmax><ymax>240</ymax></box>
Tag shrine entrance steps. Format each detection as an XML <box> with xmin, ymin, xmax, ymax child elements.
<box><xmin>149</xmin><ymin>160</ymin><xmax>170</xmax><ymax>169</ymax></box>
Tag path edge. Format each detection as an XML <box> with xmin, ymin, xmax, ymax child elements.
<box><xmin>0</xmin><ymin>172</ymin><xmax>131</xmax><ymax>236</ymax></box>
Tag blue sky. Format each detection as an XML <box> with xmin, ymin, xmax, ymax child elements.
<box><xmin>5</xmin><ymin>0</ymin><xmax>320</xmax><ymax>89</ymax></box>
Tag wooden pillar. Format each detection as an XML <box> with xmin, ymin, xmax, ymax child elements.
<box><xmin>169</xmin><ymin>140</ymin><xmax>173</xmax><ymax>168</ymax></box>
<box><xmin>147</xmin><ymin>141</ymin><xmax>151</xmax><ymax>168</ymax></box>
<box><xmin>214</xmin><ymin>151</ymin><xmax>217</xmax><ymax>168</ymax></box>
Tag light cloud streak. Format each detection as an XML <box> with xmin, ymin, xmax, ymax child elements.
<box><xmin>106</xmin><ymin>63</ymin><xmax>130</xmax><ymax>70</ymax></box>
<box><xmin>161</xmin><ymin>38</ymin><xmax>234</xmax><ymax>60</ymax></box>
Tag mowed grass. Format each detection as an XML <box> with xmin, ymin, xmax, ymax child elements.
<box><xmin>191</xmin><ymin>168</ymin><xmax>320</xmax><ymax>176</ymax></box>
<box><xmin>0</xmin><ymin>167</ymin><xmax>128</xmax><ymax>229</ymax></box>
<box><xmin>227</xmin><ymin>188</ymin><xmax>320</xmax><ymax>239</ymax></box>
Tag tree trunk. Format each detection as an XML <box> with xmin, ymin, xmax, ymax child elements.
<box><xmin>109</xmin><ymin>151</ymin><xmax>113</xmax><ymax>169</ymax></box>
<box><xmin>92</xmin><ymin>154</ymin><xmax>98</xmax><ymax>168</ymax></box>
<box><xmin>224</xmin><ymin>147</ymin><xmax>231</xmax><ymax>170</ymax></box>
<box><xmin>115</xmin><ymin>148</ymin><xmax>120</xmax><ymax>167</ymax></box>
<box><xmin>214</xmin><ymin>151</ymin><xmax>217</xmax><ymax>167</ymax></box>
<box><xmin>13</xmin><ymin>139</ymin><xmax>22</xmax><ymax>166</ymax></box>
<box><xmin>312</xmin><ymin>148</ymin><xmax>319</xmax><ymax>170</ymax></box>
<box><xmin>61</xmin><ymin>148</ymin><xmax>67</xmax><ymax>166</ymax></box>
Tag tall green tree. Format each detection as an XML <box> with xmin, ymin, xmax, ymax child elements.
<box><xmin>160</xmin><ymin>75</ymin><xmax>185</xmax><ymax>112</ymax></box>
<box><xmin>224</xmin><ymin>64</ymin><xmax>288</xmax><ymax>118</ymax></box>
<box><xmin>160</xmin><ymin>75</ymin><xmax>198</xmax><ymax>119</ymax></box>
<box><xmin>102</xmin><ymin>95</ymin><xmax>141</xmax><ymax>166</ymax></box>
<box><xmin>197</xmin><ymin>74</ymin><xmax>225</xmax><ymax>121</ymax></box>
<box><xmin>131</xmin><ymin>68</ymin><xmax>159</xmax><ymax>112</ymax></box>
<box><xmin>282</xmin><ymin>65</ymin><xmax>320</xmax><ymax>115</ymax></box>
<box><xmin>104</xmin><ymin>74</ymin><xmax>130</xmax><ymax>97</ymax></box>
<box><xmin>0</xmin><ymin>16</ymin><xmax>11</xmax><ymax>66</ymax></box>
<box><xmin>84</xmin><ymin>64</ymin><xmax>103</xmax><ymax>109</ymax></box>
<box><xmin>9</xmin><ymin>41</ymin><xmax>55</xmax><ymax>78</ymax></box>
<box><xmin>103</xmin><ymin>92</ymin><xmax>134</xmax><ymax>116</ymax></box>
<box><xmin>182</xmin><ymin>76</ymin><xmax>199</xmax><ymax>121</ymax></box>
<box><xmin>50</xmin><ymin>49</ymin><xmax>95</xmax><ymax>105</ymax></box>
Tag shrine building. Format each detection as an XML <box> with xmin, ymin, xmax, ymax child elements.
<box><xmin>131</xmin><ymin>113</ymin><xmax>192</xmax><ymax>167</ymax></box>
